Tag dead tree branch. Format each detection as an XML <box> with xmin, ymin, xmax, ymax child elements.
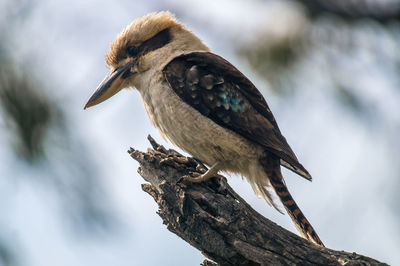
<box><xmin>128</xmin><ymin>135</ymin><xmax>387</xmax><ymax>266</ymax></box>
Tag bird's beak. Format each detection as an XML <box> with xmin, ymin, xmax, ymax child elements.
<box><xmin>84</xmin><ymin>60</ymin><xmax>134</xmax><ymax>109</ymax></box>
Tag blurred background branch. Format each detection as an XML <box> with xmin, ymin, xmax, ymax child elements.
<box><xmin>295</xmin><ymin>0</ymin><xmax>400</xmax><ymax>23</ymax></box>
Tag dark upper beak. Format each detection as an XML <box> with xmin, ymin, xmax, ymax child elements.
<box><xmin>84</xmin><ymin>60</ymin><xmax>134</xmax><ymax>109</ymax></box>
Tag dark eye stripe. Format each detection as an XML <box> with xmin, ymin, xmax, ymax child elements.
<box><xmin>139</xmin><ymin>28</ymin><xmax>171</xmax><ymax>55</ymax></box>
<box><xmin>125</xmin><ymin>28</ymin><xmax>171</xmax><ymax>59</ymax></box>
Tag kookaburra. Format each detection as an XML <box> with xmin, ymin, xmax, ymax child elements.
<box><xmin>84</xmin><ymin>11</ymin><xmax>323</xmax><ymax>246</ymax></box>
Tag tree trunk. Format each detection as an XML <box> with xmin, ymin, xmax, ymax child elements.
<box><xmin>128</xmin><ymin>135</ymin><xmax>387</xmax><ymax>266</ymax></box>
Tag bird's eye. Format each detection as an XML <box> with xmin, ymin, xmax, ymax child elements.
<box><xmin>127</xmin><ymin>46</ymin><xmax>138</xmax><ymax>57</ymax></box>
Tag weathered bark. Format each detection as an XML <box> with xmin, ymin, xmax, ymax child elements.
<box><xmin>128</xmin><ymin>135</ymin><xmax>387</xmax><ymax>266</ymax></box>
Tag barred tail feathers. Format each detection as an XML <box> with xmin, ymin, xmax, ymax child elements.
<box><xmin>260</xmin><ymin>156</ymin><xmax>324</xmax><ymax>246</ymax></box>
<box><xmin>269</xmin><ymin>177</ymin><xmax>324</xmax><ymax>246</ymax></box>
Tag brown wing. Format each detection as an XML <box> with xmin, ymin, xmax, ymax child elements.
<box><xmin>163</xmin><ymin>51</ymin><xmax>311</xmax><ymax>180</ymax></box>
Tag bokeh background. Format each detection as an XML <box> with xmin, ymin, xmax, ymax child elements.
<box><xmin>1</xmin><ymin>0</ymin><xmax>399</xmax><ymax>265</ymax></box>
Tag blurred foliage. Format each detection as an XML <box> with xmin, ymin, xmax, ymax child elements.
<box><xmin>0</xmin><ymin>239</ymin><xmax>17</xmax><ymax>266</ymax></box>
<box><xmin>335</xmin><ymin>85</ymin><xmax>365</xmax><ymax>116</ymax></box>
<box><xmin>239</xmin><ymin>36</ymin><xmax>301</xmax><ymax>94</ymax></box>
<box><xmin>245</xmin><ymin>38</ymin><xmax>297</xmax><ymax>69</ymax></box>
<box><xmin>0</xmin><ymin>64</ymin><xmax>53</xmax><ymax>162</ymax></box>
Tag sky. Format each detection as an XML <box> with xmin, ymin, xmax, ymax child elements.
<box><xmin>0</xmin><ymin>0</ymin><xmax>399</xmax><ymax>265</ymax></box>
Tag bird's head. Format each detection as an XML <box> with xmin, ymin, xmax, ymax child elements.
<box><xmin>84</xmin><ymin>11</ymin><xmax>209</xmax><ymax>109</ymax></box>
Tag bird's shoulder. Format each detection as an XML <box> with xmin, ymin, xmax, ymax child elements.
<box><xmin>162</xmin><ymin>51</ymin><xmax>311</xmax><ymax>180</ymax></box>
<box><xmin>163</xmin><ymin>51</ymin><xmax>279</xmax><ymax>127</ymax></box>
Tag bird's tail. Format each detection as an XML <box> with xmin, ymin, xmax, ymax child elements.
<box><xmin>261</xmin><ymin>156</ymin><xmax>324</xmax><ymax>246</ymax></box>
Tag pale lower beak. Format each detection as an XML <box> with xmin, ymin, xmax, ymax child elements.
<box><xmin>84</xmin><ymin>60</ymin><xmax>134</xmax><ymax>109</ymax></box>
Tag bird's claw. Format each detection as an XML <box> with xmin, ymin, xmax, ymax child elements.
<box><xmin>160</xmin><ymin>156</ymin><xmax>189</xmax><ymax>166</ymax></box>
<box><xmin>182</xmin><ymin>172</ymin><xmax>223</xmax><ymax>183</ymax></box>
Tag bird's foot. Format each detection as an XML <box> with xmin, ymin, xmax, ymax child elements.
<box><xmin>183</xmin><ymin>172</ymin><xmax>224</xmax><ymax>183</ymax></box>
<box><xmin>183</xmin><ymin>162</ymin><xmax>223</xmax><ymax>183</ymax></box>
<box><xmin>159</xmin><ymin>152</ymin><xmax>201</xmax><ymax>173</ymax></box>
<box><xmin>160</xmin><ymin>155</ymin><xmax>189</xmax><ymax>166</ymax></box>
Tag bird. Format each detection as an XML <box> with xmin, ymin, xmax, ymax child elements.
<box><xmin>84</xmin><ymin>11</ymin><xmax>323</xmax><ymax>246</ymax></box>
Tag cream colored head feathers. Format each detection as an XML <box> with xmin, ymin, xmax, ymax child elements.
<box><xmin>106</xmin><ymin>11</ymin><xmax>209</xmax><ymax>69</ymax></box>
